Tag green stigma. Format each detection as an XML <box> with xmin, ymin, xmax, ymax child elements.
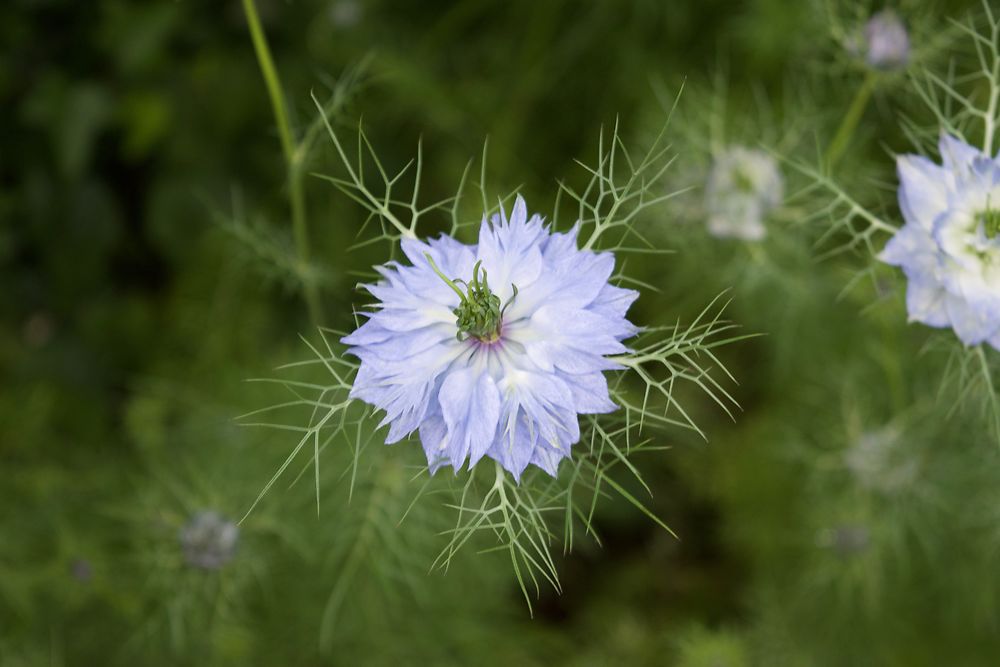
<box><xmin>982</xmin><ymin>207</ymin><xmax>1000</xmax><ymax>240</ymax></box>
<box><xmin>425</xmin><ymin>253</ymin><xmax>517</xmax><ymax>343</ymax></box>
<box><xmin>733</xmin><ymin>168</ymin><xmax>756</xmax><ymax>194</ymax></box>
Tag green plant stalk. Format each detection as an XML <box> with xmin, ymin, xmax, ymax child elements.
<box><xmin>825</xmin><ymin>71</ymin><xmax>878</xmax><ymax>170</ymax></box>
<box><xmin>879</xmin><ymin>316</ymin><xmax>906</xmax><ymax>415</ymax></box>
<box><xmin>242</xmin><ymin>0</ymin><xmax>323</xmax><ymax>325</ymax></box>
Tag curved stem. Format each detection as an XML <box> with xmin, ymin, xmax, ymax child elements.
<box><xmin>983</xmin><ymin>58</ymin><xmax>999</xmax><ymax>155</ymax></box>
<box><xmin>242</xmin><ymin>0</ymin><xmax>323</xmax><ymax>325</ymax></box>
<box><xmin>825</xmin><ymin>71</ymin><xmax>878</xmax><ymax>170</ymax></box>
<box><xmin>880</xmin><ymin>318</ymin><xmax>906</xmax><ymax>415</ymax></box>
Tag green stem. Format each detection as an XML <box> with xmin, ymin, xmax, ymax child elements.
<box><xmin>825</xmin><ymin>71</ymin><xmax>878</xmax><ymax>170</ymax></box>
<box><xmin>241</xmin><ymin>0</ymin><xmax>323</xmax><ymax>325</ymax></box>
<box><xmin>880</xmin><ymin>319</ymin><xmax>906</xmax><ymax>415</ymax></box>
<box><xmin>976</xmin><ymin>346</ymin><xmax>1000</xmax><ymax>447</ymax></box>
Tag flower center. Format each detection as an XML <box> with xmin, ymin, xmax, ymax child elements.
<box><xmin>980</xmin><ymin>207</ymin><xmax>1000</xmax><ymax>240</ymax></box>
<box><xmin>425</xmin><ymin>254</ymin><xmax>517</xmax><ymax>343</ymax></box>
<box><xmin>733</xmin><ymin>168</ymin><xmax>756</xmax><ymax>195</ymax></box>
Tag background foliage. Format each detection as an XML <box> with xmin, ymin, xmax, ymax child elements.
<box><xmin>2</xmin><ymin>0</ymin><xmax>997</xmax><ymax>665</ymax></box>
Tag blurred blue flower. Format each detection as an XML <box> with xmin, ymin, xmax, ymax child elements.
<box><xmin>343</xmin><ymin>196</ymin><xmax>638</xmax><ymax>480</ymax></box>
<box><xmin>880</xmin><ymin>135</ymin><xmax>1000</xmax><ymax>350</ymax></box>
<box><xmin>705</xmin><ymin>146</ymin><xmax>783</xmax><ymax>241</ymax></box>
<box><xmin>179</xmin><ymin>511</ymin><xmax>239</xmax><ymax>570</ymax></box>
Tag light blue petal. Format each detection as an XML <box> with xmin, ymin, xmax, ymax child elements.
<box><xmin>525</xmin><ymin>341</ymin><xmax>622</xmax><ymax>375</ymax></box>
<box><xmin>905</xmin><ymin>278</ymin><xmax>950</xmax><ymax>328</ymax></box>
<box><xmin>439</xmin><ymin>367</ymin><xmax>501</xmax><ymax>470</ymax></box>
<box><xmin>417</xmin><ymin>410</ymin><xmax>449</xmax><ymax>474</ymax></box>
<box><xmin>896</xmin><ymin>154</ymin><xmax>948</xmax><ymax>231</ymax></box>
<box><xmin>505</xmin><ymin>371</ymin><xmax>579</xmax><ymax>451</ymax></box>
<box><xmin>588</xmin><ymin>283</ymin><xmax>640</xmax><ymax>321</ymax></box>
<box><xmin>352</xmin><ymin>325</ymin><xmax>454</xmax><ymax>362</ymax></box>
<box><xmin>529</xmin><ymin>445</ymin><xmax>567</xmax><ymax>477</ymax></box>
<box><xmin>528</xmin><ymin>304</ymin><xmax>632</xmax><ymax>355</ymax></box>
<box><xmin>878</xmin><ymin>223</ymin><xmax>937</xmax><ymax>274</ymax></box>
<box><xmin>945</xmin><ymin>294</ymin><xmax>1000</xmax><ymax>345</ymax></box>
<box><xmin>400</xmin><ymin>234</ymin><xmax>476</xmax><ymax>278</ymax></box>
<box><xmin>341</xmin><ymin>320</ymin><xmax>393</xmax><ymax>347</ymax></box>
<box><xmin>939</xmin><ymin>133</ymin><xmax>982</xmax><ymax>173</ymax></box>
<box><xmin>490</xmin><ymin>406</ymin><xmax>537</xmax><ymax>481</ymax></box>
<box><xmin>560</xmin><ymin>371</ymin><xmax>618</xmax><ymax>414</ymax></box>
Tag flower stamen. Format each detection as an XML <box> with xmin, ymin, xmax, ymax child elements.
<box><xmin>980</xmin><ymin>207</ymin><xmax>1000</xmax><ymax>240</ymax></box>
<box><xmin>425</xmin><ymin>253</ymin><xmax>516</xmax><ymax>342</ymax></box>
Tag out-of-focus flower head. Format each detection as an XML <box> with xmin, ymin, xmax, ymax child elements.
<box><xmin>70</xmin><ymin>558</ymin><xmax>93</xmax><ymax>582</ymax></box>
<box><xmin>179</xmin><ymin>510</ymin><xmax>239</xmax><ymax>570</ymax></box>
<box><xmin>329</xmin><ymin>0</ymin><xmax>362</xmax><ymax>28</ymax></box>
<box><xmin>880</xmin><ymin>135</ymin><xmax>1000</xmax><ymax>350</ymax></box>
<box><xmin>705</xmin><ymin>146</ymin><xmax>784</xmax><ymax>241</ymax></box>
<box><xmin>848</xmin><ymin>9</ymin><xmax>910</xmax><ymax>70</ymax></box>
<box><xmin>844</xmin><ymin>425</ymin><xmax>918</xmax><ymax>493</ymax></box>
<box><xmin>816</xmin><ymin>524</ymin><xmax>871</xmax><ymax>557</ymax></box>
<box><xmin>343</xmin><ymin>196</ymin><xmax>639</xmax><ymax>481</ymax></box>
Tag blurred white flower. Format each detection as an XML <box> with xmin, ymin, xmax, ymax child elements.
<box><xmin>844</xmin><ymin>426</ymin><xmax>918</xmax><ymax>493</ymax></box>
<box><xmin>179</xmin><ymin>510</ymin><xmax>239</xmax><ymax>570</ymax></box>
<box><xmin>329</xmin><ymin>0</ymin><xmax>362</xmax><ymax>29</ymax></box>
<box><xmin>816</xmin><ymin>524</ymin><xmax>870</xmax><ymax>557</ymax></box>
<box><xmin>705</xmin><ymin>146</ymin><xmax>783</xmax><ymax>241</ymax></box>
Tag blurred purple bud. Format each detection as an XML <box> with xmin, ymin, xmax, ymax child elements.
<box><xmin>863</xmin><ymin>10</ymin><xmax>910</xmax><ymax>70</ymax></box>
<box><xmin>70</xmin><ymin>558</ymin><xmax>93</xmax><ymax>582</ymax></box>
<box><xmin>23</xmin><ymin>312</ymin><xmax>54</xmax><ymax>348</ymax></box>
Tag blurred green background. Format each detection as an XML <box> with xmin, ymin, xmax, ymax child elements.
<box><xmin>3</xmin><ymin>0</ymin><xmax>999</xmax><ymax>665</ymax></box>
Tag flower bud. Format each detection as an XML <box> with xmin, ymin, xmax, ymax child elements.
<box><xmin>859</xmin><ymin>10</ymin><xmax>910</xmax><ymax>70</ymax></box>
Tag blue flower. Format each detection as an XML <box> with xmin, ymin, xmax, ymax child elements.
<box><xmin>705</xmin><ymin>146</ymin><xmax>784</xmax><ymax>241</ymax></box>
<box><xmin>343</xmin><ymin>196</ymin><xmax>638</xmax><ymax>480</ymax></box>
<box><xmin>880</xmin><ymin>134</ymin><xmax>1000</xmax><ymax>350</ymax></box>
